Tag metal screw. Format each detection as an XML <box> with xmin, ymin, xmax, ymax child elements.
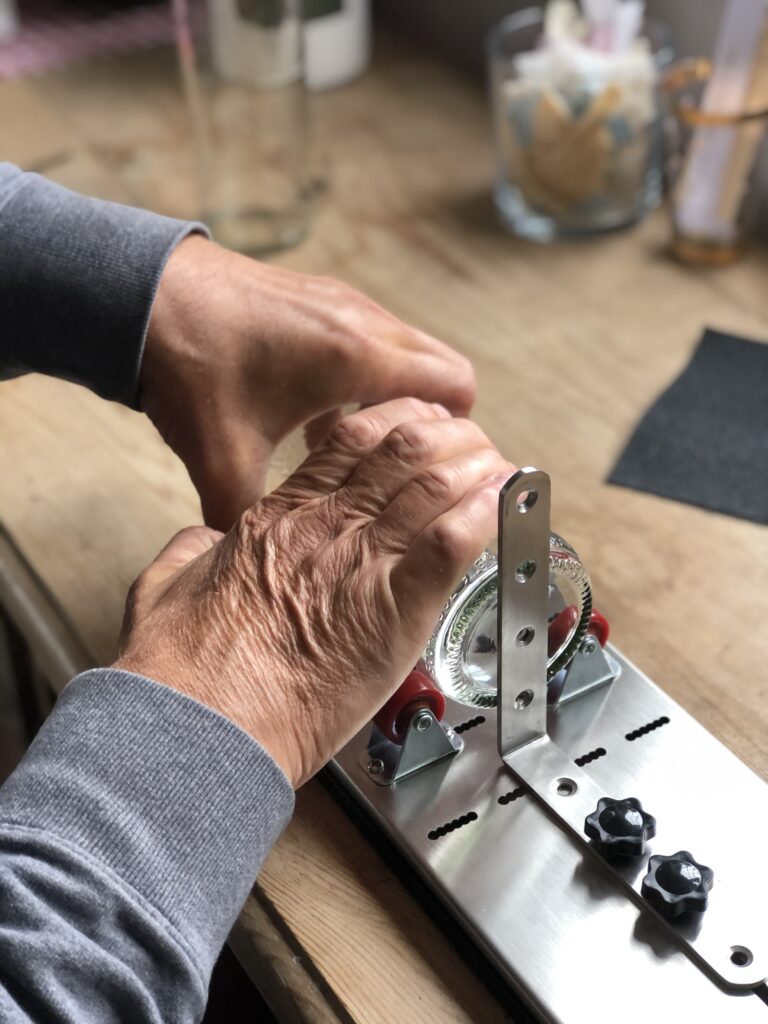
<box><xmin>367</xmin><ymin>758</ymin><xmax>385</xmax><ymax>775</ymax></box>
<box><xmin>581</xmin><ymin>636</ymin><xmax>597</xmax><ymax>656</ymax></box>
<box><xmin>413</xmin><ymin>710</ymin><xmax>433</xmax><ymax>733</ymax></box>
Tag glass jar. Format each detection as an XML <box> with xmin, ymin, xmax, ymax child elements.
<box><xmin>487</xmin><ymin>8</ymin><xmax>671</xmax><ymax>241</ymax></box>
<box><xmin>174</xmin><ymin>0</ymin><xmax>313</xmax><ymax>254</ymax></box>
<box><xmin>422</xmin><ymin>535</ymin><xmax>592</xmax><ymax>709</ymax></box>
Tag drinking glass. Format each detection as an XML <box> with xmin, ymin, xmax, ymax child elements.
<box><xmin>174</xmin><ymin>0</ymin><xmax>312</xmax><ymax>254</ymax></box>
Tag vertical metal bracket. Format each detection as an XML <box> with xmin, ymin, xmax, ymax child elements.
<box><xmin>497</xmin><ymin>468</ymin><xmax>552</xmax><ymax>759</ymax></box>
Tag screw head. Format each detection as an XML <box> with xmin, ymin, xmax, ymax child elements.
<box><xmin>581</xmin><ymin>636</ymin><xmax>598</xmax><ymax>655</ymax></box>
<box><xmin>414</xmin><ymin>711</ymin><xmax>433</xmax><ymax>732</ymax></box>
<box><xmin>367</xmin><ymin>758</ymin><xmax>385</xmax><ymax>775</ymax></box>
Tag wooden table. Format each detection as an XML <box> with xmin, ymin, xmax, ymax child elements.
<box><xmin>1</xmin><ymin>36</ymin><xmax>767</xmax><ymax>1024</ymax></box>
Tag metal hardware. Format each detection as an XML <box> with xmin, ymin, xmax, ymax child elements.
<box><xmin>332</xmin><ymin>468</ymin><xmax>768</xmax><ymax>1020</ymax></box>
<box><xmin>333</xmin><ymin>649</ymin><xmax>768</xmax><ymax>1018</ymax></box>
<box><xmin>496</xmin><ymin>469</ymin><xmax>766</xmax><ymax>991</ymax></box>
<box><xmin>497</xmin><ymin>469</ymin><xmax>551</xmax><ymax>756</ymax></box>
<box><xmin>550</xmin><ymin>639</ymin><xmax>619</xmax><ymax>705</ymax></box>
<box><xmin>413</xmin><ymin>710</ymin><xmax>433</xmax><ymax>733</ymax></box>
<box><xmin>359</xmin><ymin>709</ymin><xmax>462</xmax><ymax>786</ymax></box>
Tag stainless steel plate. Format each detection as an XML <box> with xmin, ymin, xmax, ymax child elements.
<box><xmin>331</xmin><ymin>648</ymin><xmax>768</xmax><ymax>1024</ymax></box>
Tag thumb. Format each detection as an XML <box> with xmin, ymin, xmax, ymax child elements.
<box><xmin>119</xmin><ymin>526</ymin><xmax>224</xmax><ymax>654</ymax></box>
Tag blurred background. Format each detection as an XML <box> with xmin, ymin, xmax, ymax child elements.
<box><xmin>381</xmin><ymin>0</ymin><xmax>768</xmax><ymax>239</ymax></box>
<box><xmin>1</xmin><ymin>2</ymin><xmax>767</xmax><ymax>1020</ymax></box>
<box><xmin>1</xmin><ymin>0</ymin><xmax>766</xmax><ymax>249</ymax></box>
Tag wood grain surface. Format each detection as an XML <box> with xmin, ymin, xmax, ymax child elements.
<box><xmin>0</xmin><ymin>36</ymin><xmax>766</xmax><ymax>1024</ymax></box>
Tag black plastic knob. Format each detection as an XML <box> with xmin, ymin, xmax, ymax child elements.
<box><xmin>584</xmin><ymin>797</ymin><xmax>656</xmax><ymax>857</ymax></box>
<box><xmin>641</xmin><ymin>851</ymin><xmax>714</xmax><ymax>919</ymax></box>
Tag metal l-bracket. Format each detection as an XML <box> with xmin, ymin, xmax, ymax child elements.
<box><xmin>495</xmin><ymin>468</ymin><xmax>767</xmax><ymax>991</ymax></box>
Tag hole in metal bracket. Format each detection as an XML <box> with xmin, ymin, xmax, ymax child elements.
<box><xmin>515</xmin><ymin>559</ymin><xmax>537</xmax><ymax>582</ymax></box>
<box><xmin>730</xmin><ymin>946</ymin><xmax>753</xmax><ymax>967</ymax></box>
<box><xmin>515</xmin><ymin>626</ymin><xmax>535</xmax><ymax>647</ymax></box>
<box><xmin>516</xmin><ymin>489</ymin><xmax>538</xmax><ymax>513</ymax></box>
<box><xmin>574</xmin><ymin>746</ymin><xmax>607</xmax><ymax>767</ymax></box>
<box><xmin>428</xmin><ymin>811</ymin><xmax>478</xmax><ymax>840</ymax></box>
<box><xmin>556</xmin><ymin>777</ymin><xmax>577</xmax><ymax>797</ymax></box>
<box><xmin>626</xmin><ymin>716</ymin><xmax>670</xmax><ymax>741</ymax></box>
<box><xmin>515</xmin><ymin>689</ymin><xmax>534</xmax><ymax>710</ymax></box>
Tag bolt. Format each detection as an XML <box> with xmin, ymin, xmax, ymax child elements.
<box><xmin>413</xmin><ymin>711</ymin><xmax>433</xmax><ymax>732</ymax></box>
<box><xmin>367</xmin><ymin>758</ymin><xmax>385</xmax><ymax>775</ymax></box>
<box><xmin>581</xmin><ymin>636</ymin><xmax>597</xmax><ymax>655</ymax></box>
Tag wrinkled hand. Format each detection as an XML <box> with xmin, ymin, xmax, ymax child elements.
<box><xmin>142</xmin><ymin>236</ymin><xmax>476</xmax><ymax>530</ymax></box>
<box><xmin>115</xmin><ymin>399</ymin><xmax>514</xmax><ymax>787</ymax></box>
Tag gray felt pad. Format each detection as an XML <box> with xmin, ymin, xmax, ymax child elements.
<box><xmin>608</xmin><ymin>328</ymin><xmax>768</xmax><ymax>524</ymax></box>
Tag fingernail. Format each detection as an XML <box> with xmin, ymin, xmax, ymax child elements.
<box><xmin>431</xmin><ymin>402</ymin><xmax>451</xmax><ymax>418</ymax></box>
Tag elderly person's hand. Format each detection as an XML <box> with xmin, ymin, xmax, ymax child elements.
<box><xmin>142</xmin><ymin>236</ymin><xmax>476</xmax><ymax>530</ymax></box>
<box><xmin>115</xmin><ymin>399</ymin><xmax>513</xmax><ymax>787</ymax></box>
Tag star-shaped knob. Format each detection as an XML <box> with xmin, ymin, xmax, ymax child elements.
<box><xmin>641</xmin><ymin>851</ymin><xmax>714</xmax><ymax>919</ymax></box>
<box><xmin>584</xmin><ymin>797</ymin><xmax>656</xmax><ymax>857</ymax></box>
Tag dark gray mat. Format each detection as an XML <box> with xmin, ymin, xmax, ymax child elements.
<box><xmin>608</xmin><ymin>328</ymin><xmax>768</xmax><ymax>524</ymax></box>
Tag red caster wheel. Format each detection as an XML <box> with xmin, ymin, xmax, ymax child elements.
<box><xmin>548</xmin><ymin>605</ymin><xmax>579</xmax><ymax>659</ymax></box>
<box><xmin>374</xmin><ymin>669</ymin><xmax>446</xmax><ymax>745</ymax></box>
<box><xmin>587</xmin><ymin>609</ymin><xmax>610</xmax><ymax>647</ymax></box>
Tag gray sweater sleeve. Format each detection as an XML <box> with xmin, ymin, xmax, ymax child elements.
<box><xmin>0</xmin><ymin>162</ymin><xmax>206</xmax><ymax>406</ymax></box>
<box><xmin>0</xmin><ymin>166</ymin><xmax>297</xmax><ymax>1020</ymax></box>
<box><xmin>0</xmin><ymin>670</ymin><xmax>295</xmax><ymax>1023</ymax></box>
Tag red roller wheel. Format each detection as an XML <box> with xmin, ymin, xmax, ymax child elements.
<box><xmin>587</xmin><ymin>609</ymin><xmax>610</xmax><ymax>647</ymax></box>
<box><xmin>548</xmin><ymin>605</ymin><xmax>579</xmax><ymax>659</ymax></box>
<box><xmin>374</xmin><ymin>669</ymin><xmax>446</xmax><ymax>745</ymax></box>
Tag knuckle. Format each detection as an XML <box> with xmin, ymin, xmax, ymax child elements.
<box><xmin>323</xmin><ymin>276</ymin><xmax>372</xmax><ymax>310</ymax></box>
<box><xmin>453</xmin><ymin>417</ymin><xmax>489</xmax><ymax>445</ymax></box>
<box><xmin>328</xmin><ymin>412</ymin><xmax>378</xmax><ymax>454</ymax></box>
<box><xmin>412</xmin><ymin>465</ymin><xmax>454</xmax><ymax>504</ymax></box>
<box><xmin>382</xmin><ymin>420</ymin><xmax>434</xmax><ymax>464</ymax></box>
<box><xmin>324</xmin><ymin>328</ymin><xmax>374</xmax><ymax>378</ymax></box>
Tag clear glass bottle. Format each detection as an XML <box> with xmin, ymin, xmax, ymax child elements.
<box><xmin>174</xmin><ymin>0</ymin><xmax>312</xmax><ymax>254</ymax></box>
